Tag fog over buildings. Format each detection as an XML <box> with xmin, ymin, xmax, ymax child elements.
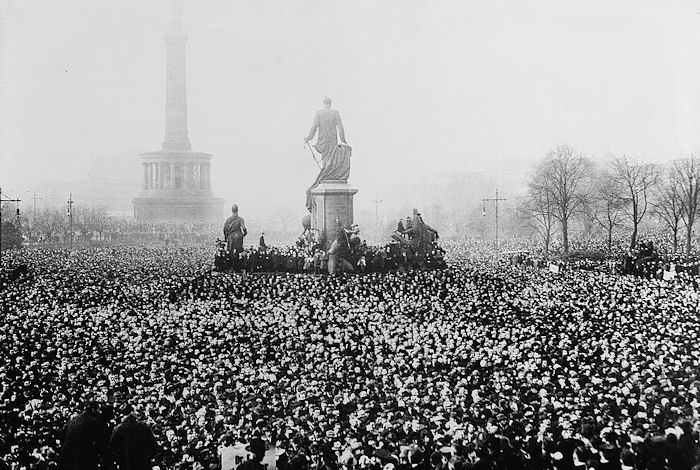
<box><xmin>2</xmin><ymin>0</ymin><xmax>700</xmax><ymax>234</ymax></box>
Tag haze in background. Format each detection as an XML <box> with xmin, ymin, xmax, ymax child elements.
<box><xmin>2</xmin><ymin>0</ymin><xmax>700</xmax><ymax>231</ymax></box>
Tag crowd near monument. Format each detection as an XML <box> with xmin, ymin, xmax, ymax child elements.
<box><xmin>5</xmin><ymin>3</ymin><xmax>700</xmax><ymax>470</ymax></box>
<box><xmin>213</xmin><ymin>92</ymin><xmax>444</xmax><ymax>275</ymax></box>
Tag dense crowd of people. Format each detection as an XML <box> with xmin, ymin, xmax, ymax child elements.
<box><xmin>1</xmin><ymin>241</ymin><xmax>700</xmax><ymax>470</ymax></box>
<box><xmin>214</xmin><ymin>239</ymin><xmax>446</xmax><ymax>274</ymax></box>
<box><xmin>440</xmin><ymin>236</ymin><xmax>700</xmax><ymax>283</ymax></box>
<box><xmin>216</xmin><ymin>208</ymin><xmax>445</xmax><ymax>275</ymax></box>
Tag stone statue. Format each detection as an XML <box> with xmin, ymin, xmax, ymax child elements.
<box><xmin>223</xmin><ymin>204</ymin><xmax>247</xmax><ymax>254</ymax></box>
<box><xmin>304</xmin><ymin>96</ymin><xmax>352</xmax><ymax>211</ymax></box>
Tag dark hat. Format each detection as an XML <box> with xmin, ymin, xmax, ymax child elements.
<box><xmin>374</xmin><ymin>448</ymin><xmax>393</xmax><ymax>461</ymax></box>
<box><xmin>410</xmin><ymin>450</ymin><xmax>424</xmax><ymax>464</ymax></box>
<box><xmin>246</xmin><ymin>438</ymin><xmax>268</xmax><ymax>455</ymax></box>
<box><xmin>120</xmin><ymin>403</ymin><xmax>134</xmax><ymax>416</ymax></box>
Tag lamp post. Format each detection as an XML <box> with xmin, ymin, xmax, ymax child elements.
<box><xmin>482</xmin><ymin>189</ymin><xmax>507</xmax><ymax>252</ymax></box>
<box><xmin>372</xmin><ymin>194</ymin><xmax>383</xmax><ymax>238</ymax></box>
<box><xmin>67</xmin><ymin>193</ymin><xmax>74</xmax><ymax>250</ymax></box>
<box><xmin>0</xmin><ymin>187</ymin><xmax>21</xmax><ymax>254</ymax></box>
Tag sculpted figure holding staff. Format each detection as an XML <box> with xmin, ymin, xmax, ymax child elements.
<box><xmin>304</xmin><ymin>96</ymin><xmax>352</xmax><ymax>211</ymax></box>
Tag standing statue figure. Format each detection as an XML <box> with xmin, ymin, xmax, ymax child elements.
<box><xmin>304</xmin><ymin>96</ymin><xmax>352</xmax><ymax>211</ymax></box>
<box><xmin>223</xmin><ymin>204</ymin><xmax>247</xmax><ymax>254</ymax></box>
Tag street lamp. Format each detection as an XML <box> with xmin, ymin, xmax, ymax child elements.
<box><xmin>482</xmin><ymin>189</ymin><xmax>507</xmax><ymax>252</ymax></box>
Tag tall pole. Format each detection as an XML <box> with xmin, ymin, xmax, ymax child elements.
<box><xmin>31</xmin><ymin>193</ymin><xmax>42</xmax><ymax>219</ymax></box>
<box><xmin>67</xmin><ymin>193</ymin><xmax>74</xmax><ymax>250</ymax></box>
<box><xmin>482</xmin><ymin>189</ymin><xmax>507</xmax><ymax>252</ymax></box>
<box><xmin>495</xmin><ymin>189</ymin><xmax>499</xmax><ymax>251</ymax></box>
<box><xmin>372</xmin><ymin>194</ymin><xmax>383</xmax><ymax>228</ymax></box>
<box><xmin>0</xmin><ymin>187</ymin><xmax>22</xmax><ymax>254</ymax></box>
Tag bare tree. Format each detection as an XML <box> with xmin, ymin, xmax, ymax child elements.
<box><xmin>519</xmin><ymin>184</ymin><xmax>556</xmax><ymax>257</ymax></box>
<box><xmin>74</xmin><ymin>207</ymin><xmax>94</xmax><ymax>242</ymax></box>
<box><xmin>35</xmin><ymin>207</ymin><xmax>59</xmax><ymax>242</ymax></box>
<box><xmin>608</xmin><ymin>156</ymin><xmax>660</xmax><ymax>249</ymax></box>
<box><xmin>531</xmin><ymin>145</ymin><xmax>593</xmax><ymax>253</ymax></box>
<box><xmin>653</xmin><ymin>167</ymin><xmax>684</xmax><ymax>253</ymax></box>
<box><xmin>92</xmin><ymin>206</ymin><xmax>109</xmax><ymax>242</ymax></box>
<box><xmin>19</xmin><ymin>215</ymin><xmax>38</xmax><ymax>244</ymax></box>
<box><xmin>590</xmin><ymin>170</ymin><xmax>625</xmax><ymax>253</ymax></box>
<box><xmin>51</xmin><ymin>208</ymin><xmax>70</xmax><ymax>244</ymax></box>
<box><xmin>673</xmin><ymin>155</ymin><xmax>700</xmax><ymax>254</ymax></box>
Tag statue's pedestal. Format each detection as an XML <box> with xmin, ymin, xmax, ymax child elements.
<box><xmin>311</xmin><ymin>180</ymin><xmax>358</xmax><ymax>249</ymax></box>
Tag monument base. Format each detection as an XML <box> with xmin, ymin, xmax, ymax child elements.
<box><xmin>134</xmin><ymin>196</ymin><xmax>224</xmax><ymax>222</ymax></box>
<box><xmin>311</xmin><ymin>180</ymin><xmax>358</xmax><ymax>249</ymax></box>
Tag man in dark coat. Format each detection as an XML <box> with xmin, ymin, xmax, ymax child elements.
<box><xmin>108</xmin><ymin>407</ymin><xmax>157</xmax><ymax>470</ymax></box>
<box><xmin>239</xmin><ymin>438</ymin><xmax>267</xmax><ymax>470</ymax></box>
<box><xmin>59</xmin><ymin>402</ymin><xmax>109</xmax><ymax>470</ymax></box>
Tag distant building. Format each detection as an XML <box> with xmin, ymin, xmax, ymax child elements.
<box><xmin>86</xmin><ymin>152</ymin><xmax>140</xmax><ymax>212</ymax></box>
<box><xmin>133</xmin><ymin>9</ymin><xmax>223</xmax><ymax>222</ymax></box>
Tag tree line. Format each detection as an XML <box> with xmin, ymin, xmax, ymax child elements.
<box><xmin>4</xmin><ymin>205</ymin><xmax>112</xmax><ymax>245</ymax></box>
<box><xmin>520</xmin><ymin>145</ymin><xmax>700</xmax><ymax>255</ymax></box>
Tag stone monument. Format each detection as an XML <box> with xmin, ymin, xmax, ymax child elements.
<box><xmin>134</xmin><ymin>7</ymin><xmax>223</xmax><ymax>221</ymax></box>
<box><xmin>304</xmin><ymin>97</ymin><xmax>358</xmax><ymax>248</ymax></box>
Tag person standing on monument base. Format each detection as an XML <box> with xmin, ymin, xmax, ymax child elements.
<box><xmin>223</xmin><ymin>204</ymin><xmax>248</xmax><ymax>255</ymax></box>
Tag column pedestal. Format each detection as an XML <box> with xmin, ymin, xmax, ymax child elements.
<box><xmin>310</xmin><ymin>180</ymin><xmax>358</xmax><ymax>250</ymax></box>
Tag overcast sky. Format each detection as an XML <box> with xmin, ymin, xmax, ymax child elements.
<box><xmin>2</xmin><ymin>0</ymin><xmax>700</xmax><ymax>216</ymax></box>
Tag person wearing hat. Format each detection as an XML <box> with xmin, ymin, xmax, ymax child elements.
<box><xmin>107</xmin><ymin>405</ymin><xmax>158</xmax><ymax>470</ymax></box>
<box><xmin>58</xmin><ymin>401</ymin><xmax>109</xmax><ymax>470</ymax></box>
<box><xmin>239</xmin><ymin>437</ymin><xmax>267</xmax><ymax>470</ymax></box>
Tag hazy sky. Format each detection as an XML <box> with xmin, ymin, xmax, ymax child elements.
<box><xmin>2</xmin><ymin>0</ymin><xmax>700</xmax><ymax>216</ymax></box>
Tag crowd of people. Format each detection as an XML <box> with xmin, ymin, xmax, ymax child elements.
<box><xmin>214</xmin><ymin>237</ymin><xmax>446</xmax><ymax>275</ymax></box>
<box><xmin>440</xmin><ymin>236</ymin><xmax>700</xmax><ymax>284</ymax></box>
<box><xmin>216</xmin><ymin>207</ymin><xmax>446</xmax><ymax>275</ymax></box>
<box><xmin>1</xmin><ymin>240</ymin><xmax>700</xmax><ymax>470</ymax></box>
<box><xmin>106</xmin><ymin>221</ymin><xmax>220</xmax><ymax>246</ymax></box>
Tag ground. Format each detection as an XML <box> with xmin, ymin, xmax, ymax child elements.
<box><xmin>1</xmin><ymin>245</ymin><xmax>699</xmax><ymax>469</ymax></box>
